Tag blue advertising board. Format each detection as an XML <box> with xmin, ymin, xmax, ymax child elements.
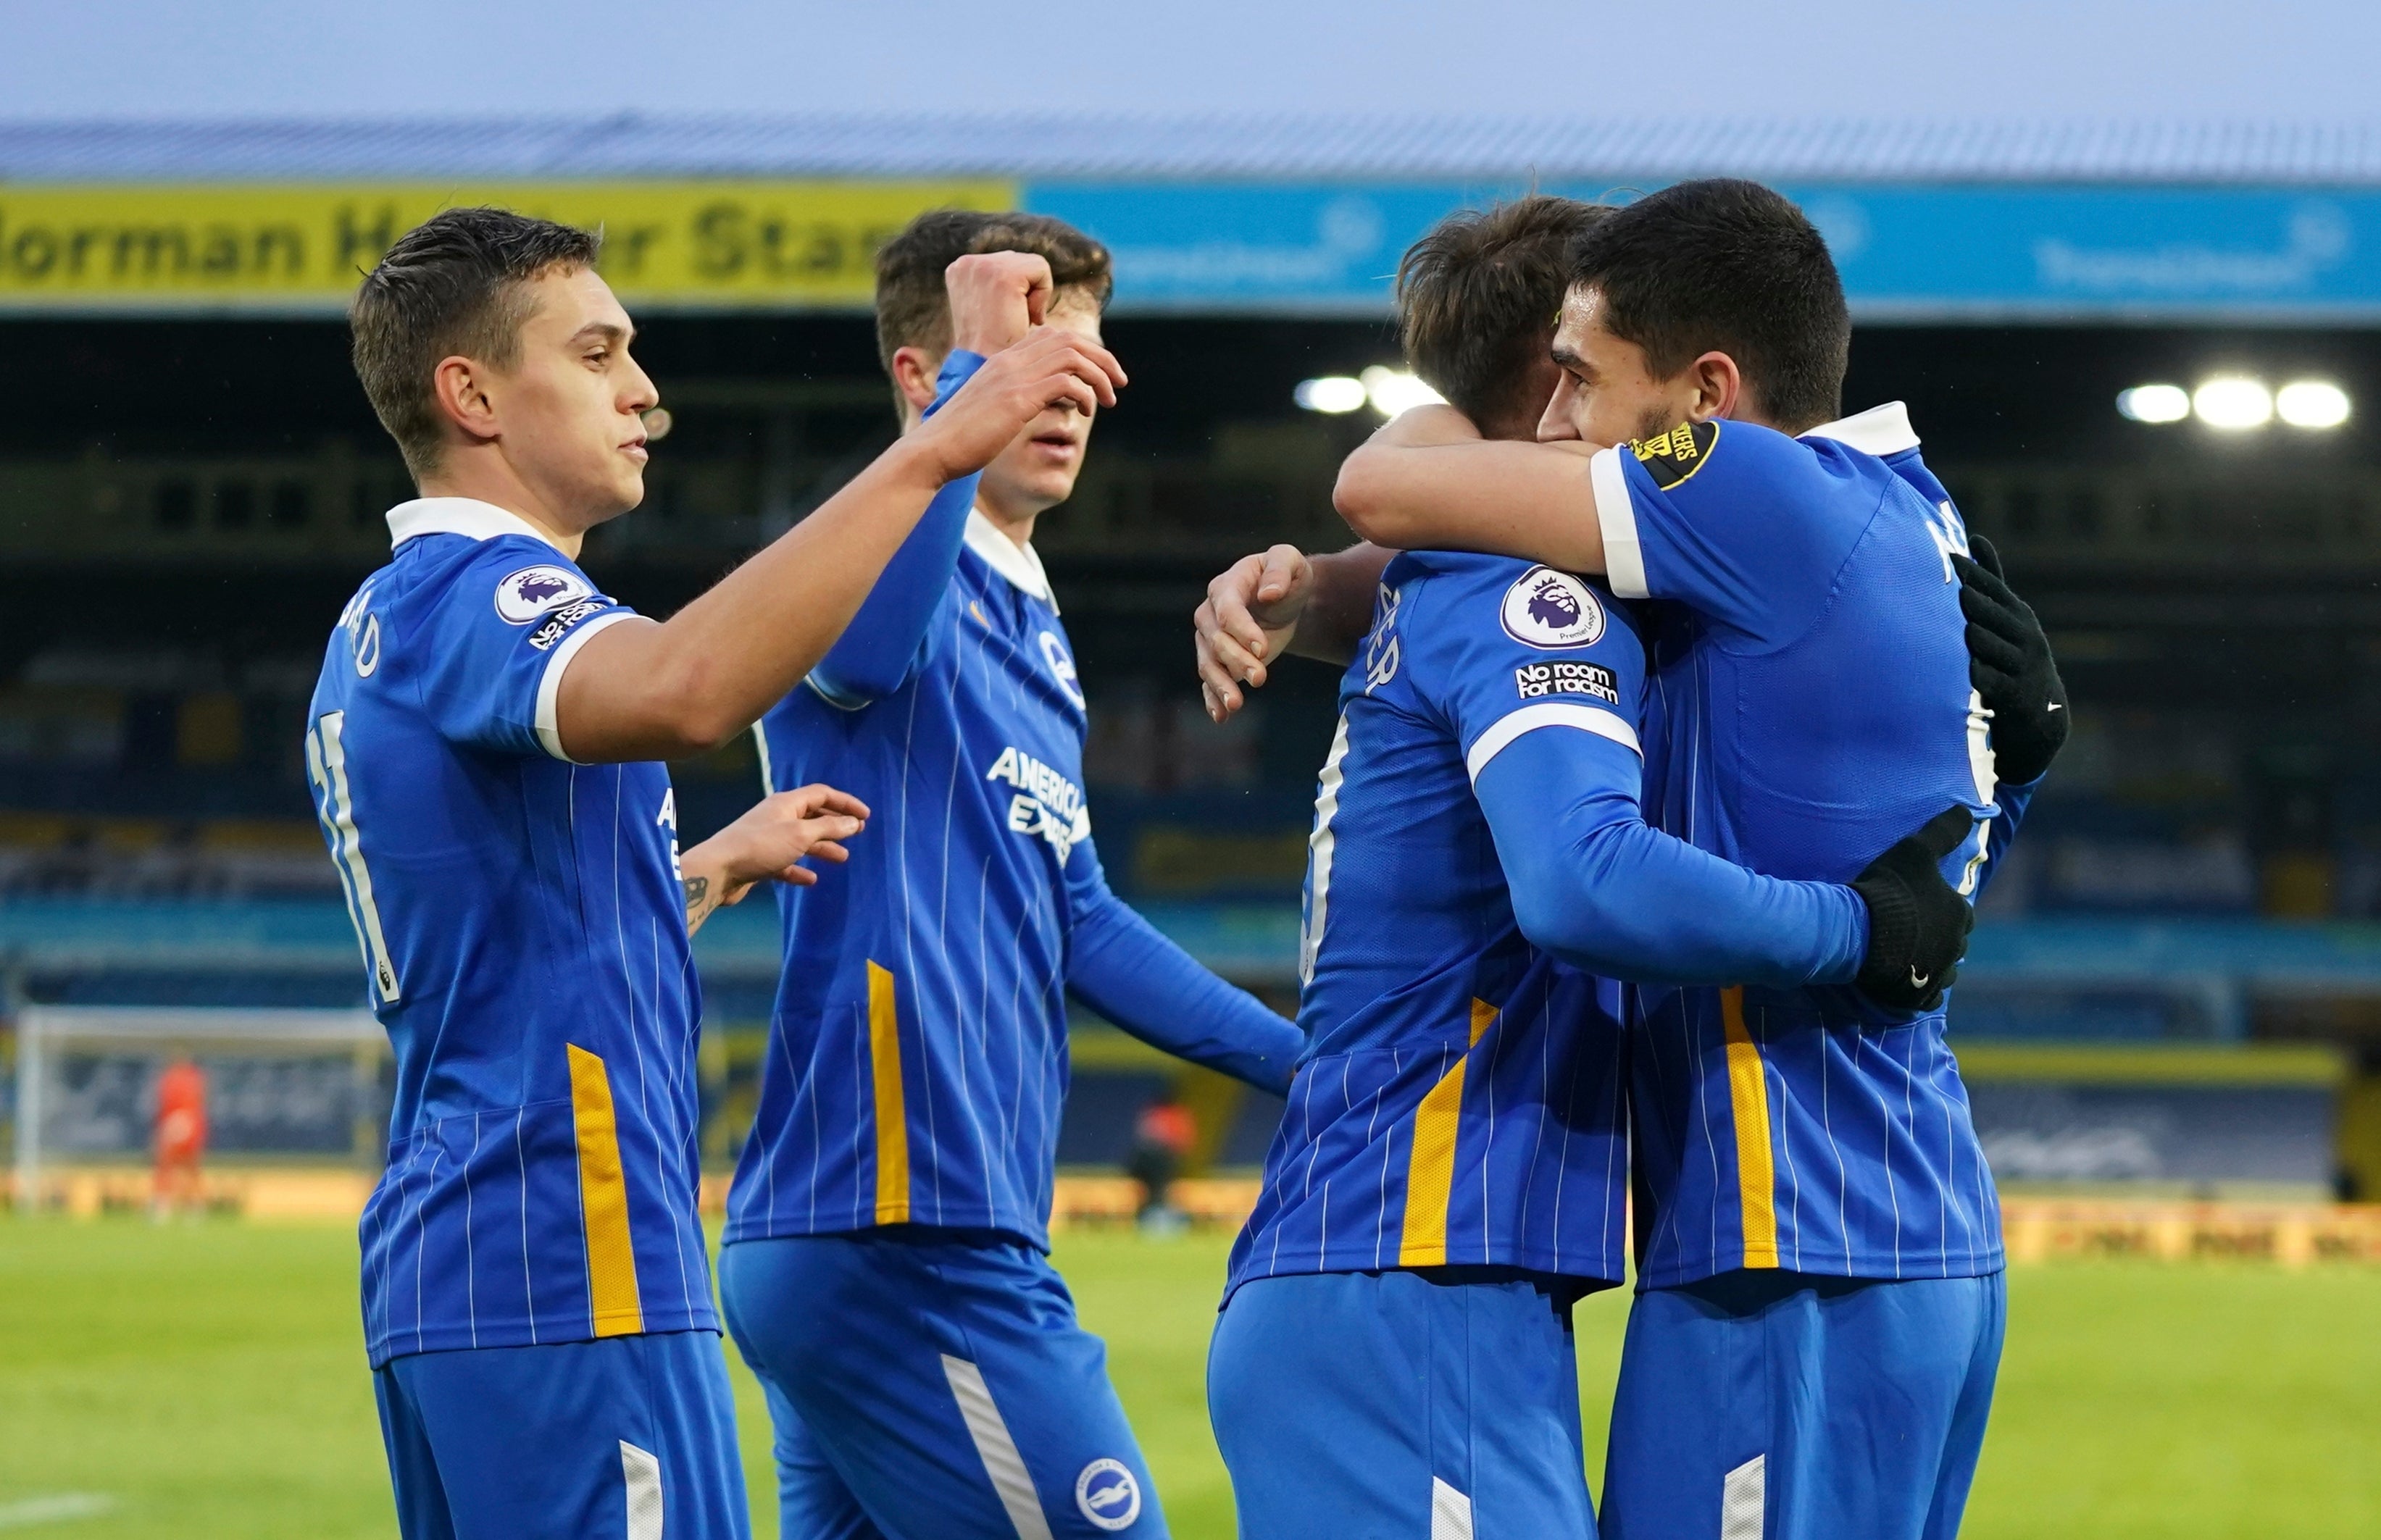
<box><xmin>1967</xmin><ymin>1083</ymin><xmax>2335</xmax><ymax>1188</ymax></box>
<box><xmin>1023</xmin><ymin>181</ymin><xmax>2381</xmax><ymax>321</ymax></box>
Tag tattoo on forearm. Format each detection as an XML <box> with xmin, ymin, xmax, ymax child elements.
<box><xmin>683</xmin><ymin>875</ymin><xmax>714</xmax><ymax>929</ymax></box>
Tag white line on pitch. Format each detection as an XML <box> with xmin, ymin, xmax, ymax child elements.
<box><xmin>0</xmin><ymin>1494</ymin><xmax>116</xmax><ymax>1531</ymax></box>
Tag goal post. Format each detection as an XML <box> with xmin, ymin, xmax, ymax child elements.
<box><xmin>12</xmin><ymin>1005</ymin><xmax>386</xmax><ymax>1214</ymax></box>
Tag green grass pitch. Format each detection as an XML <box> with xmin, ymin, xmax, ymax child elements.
<box><xmin>1</xmin><ymin>1221</ymin><xmax>2377</xmax><ymax>1537</ymax></box>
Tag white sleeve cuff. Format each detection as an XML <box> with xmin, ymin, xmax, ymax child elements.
<box><xmin>1465</xmin><ymin>702</ymin><xmax>1642</xmax><ymax>783</ymax></box>
<box><xmin>533</xmin><ymin>609</ymin><xmax>636</xmax><ymax>762</ymax></box>
<box><xmin>1590</xmin><ymin>447</ymin><xmax>1648</xmax><ymax>600</ymax></box>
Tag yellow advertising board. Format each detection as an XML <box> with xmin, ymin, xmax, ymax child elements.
<box><xmin>0</xmin><ymin>181</ymin><xmax>1017</xmax><ymax>311</ymax></box>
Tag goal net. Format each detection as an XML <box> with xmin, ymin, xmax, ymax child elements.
<box><xmin>11</xmin><ymin>1005</ymin><xmax>388</xmax><ymax>1216</ymax></box>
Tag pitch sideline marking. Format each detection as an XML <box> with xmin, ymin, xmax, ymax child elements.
<box><xmin>0</xmin><ymin>1494</ymin><xmax>116</xmax><ymax>1531</ymax></box>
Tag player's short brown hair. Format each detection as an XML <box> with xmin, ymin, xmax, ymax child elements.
<box><xmin>1398</xmin><ymin>196</ymin><xmax>1611</xmax><ymax>435</ymax></box>
<box><xmin>349</xmin><ymin>206</ymin><xmax>601</xmax><ymax>480</ymax></box>
<box><xmin>872</xmin><ymin>209</ymin><xmax>1113</xmax><ymax>378</ymax></box>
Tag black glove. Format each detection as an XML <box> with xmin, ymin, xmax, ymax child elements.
<box><xmin>1852</xmin><ymin>805</ymin><xmax>1977</xmax><ymax>1013</ymax></box>
<box><xmin>1951</xmin><ymin>534</ymin><xmax>2067</xmax><ymax>786</ymax></box>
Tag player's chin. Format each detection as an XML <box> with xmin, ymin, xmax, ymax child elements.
<box><xmin>1019</xmin><ymin>465</ymin><xmax>1083</xmax><ymax>506</ymax></box>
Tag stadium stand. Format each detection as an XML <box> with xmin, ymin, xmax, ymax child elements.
<box><xmin>4</xmin><ymin>113</ymin><xmax>2380</xmax><ymax>1207</ymax></box>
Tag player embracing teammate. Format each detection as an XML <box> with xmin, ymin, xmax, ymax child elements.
<box><xmin>1198</xmin><ymin>183</ymin><xmax>2068</xmax><ymax>1538</ymax></box>
<box><xmin>309</xmin><ymin>183</ymin><xmax>2068</xmax><ymax>1540</ymax></box>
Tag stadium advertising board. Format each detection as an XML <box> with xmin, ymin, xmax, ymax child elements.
<box><xmin>1027</xmin><ymin>183</ymin><xmax>2381</xmax><ymax>319</ymax></box>
<box><xmin>0</xmin><ymin>180</ymin><xmax>1014</xmax><ymax>311</ymax></box>
<box><xmin>4</xmin><ymin>178</ymin><xmax>2377</xmax><ymax>318</ymax></box>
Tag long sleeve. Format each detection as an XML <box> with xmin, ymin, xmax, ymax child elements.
<box><xmin>1475</xmin><ymin>727</ymin><xmax>1869</xmax><ymax>987</ymax></box>
<box><xmin>1064</xmin><ymin>837</ymin><xmax>1303</xmax><ymax>1094</ymax></box>
<box><xmin>1972</xmin><ymin>771</ymin><xmax>2039</xmax><ymax>901</ymax></box>
<box><xmin>806</xmin><ymin>350</ymin><xmax>987</xmax><ymax>707</ymax></box>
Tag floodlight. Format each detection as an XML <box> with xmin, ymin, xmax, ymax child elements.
<box><xmin>2114</xmin><ymin>385</ymin><xmax>2190</xmax><ymax>424</ymax></box>
<box><xmin>1359</xmin><ymin>366</ymin><xmax>1447</xmax><ymax>417</ymax></box>
<box><xmin>2192</xmin><ymin>377</ymin><xmax>2273</xmax><ymax>430</ymax></box>
<box><xmin>2276</xmin><ymin>380</ymin><xmax>2351</xmax><ymax>430</ymax></box>
<box><xmin>1293</xmin><ymin>376</ymin><xmax>1368</xmax><ymax>414</ymax></box>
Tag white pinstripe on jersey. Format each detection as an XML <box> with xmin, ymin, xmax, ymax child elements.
<box><xmin>727</xmin><ymin>531</ymin><xmax>1100</xmax><ymax>1252</ymax></box>
<box><xmin>314</xmin><ymin>511</ymin><xmax>715</xmax><ymax>1367</ymax></box>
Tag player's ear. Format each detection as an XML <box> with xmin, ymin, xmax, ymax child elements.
<box><xmin>889</xmin><ymin>346</ymin><xmax>943</xmax><ymax>424</ymax></box>
<box><xmin>431</xmin><ymin>355</ymin><xmax>502</xmax><ymax>446</ymax></box>
<box><xmin>1688</xmin><ymin>351</ymin><xmax>1743</xmax><ymax>423</ymax></box>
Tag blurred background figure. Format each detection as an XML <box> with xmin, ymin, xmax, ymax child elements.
<box><xmin>1127</xmin><ymin>1085</ymin><xmax>1198</xmax><ymax>1233</ymax></box>
<box><xmin>149</xmin><ymin>1053</ymin><xmax>207</xmax><ymax>1219</ymax></box>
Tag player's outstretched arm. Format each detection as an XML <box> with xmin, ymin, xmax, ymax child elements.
<box><xmin>1335</xmin><ymin>406</ymin><xmax>1606</xmax><ymax>572</ymax></box>
<box><xmin>1477</xmin><ymin>728</ymin><xmax>1867</xmax><ymax>988</ymax></box>
<box><xmin>1063</xmin><ymin>841</ymin><xmax>1303</xmax><ymax>1093</ymax></box>
<box><xmin>678</xmin><ymin>784</ymin><xmax>871</xmax><ymax>934</ymax></box>
<box><xmin>1479</xmin><ymin>730</ymin><xmax>1975</xmax><ymax>1009</ymax></box>
<box><xmin>553</xmin><ymin>326</ymin><xmax>1125</xmax><ymax>762</ymax></box>
<box><xmin>1193</xmin><ymin>542</ymin><xmax>1391</xmax><ymax>721</ymax></box>
<box><xmin>812</xmin><ymin>252</ymin><xmax>1055</xmax><ymax>706</ymax></box>
<box><xmin>807</xmin><ymin>358</ymin><xmax>985</xmax><ymax>707</ymax></box>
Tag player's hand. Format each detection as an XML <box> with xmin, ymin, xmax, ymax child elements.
<box><xmin>1196</xmin><ymin>545</ymin><xmax>1312</xmax><ymax>722</ymax></box>
<box><xmin>1850</xmin><ymin>805</ymin><xmax>1977</xmax><ymax>1013</ymax></box>
<box><xmin>1952</xmin><ymin>534</ymin><xmax>2067</xmax><ymax>786</ymax></box>
<box><xmin>945</xmin><ymin>251</ymin><xmax>1051</xmax><ymax>357</ymax></box>
<box><xmin>715</xmin><ymin>784</ymin><xmax>871</xmax><ymax>894</ymax></box>
<box><xmin>911</xmin><ymin>327</ymin><xmax>1125</xmax><ymax>483</ymax></box>
<box><xmin>681</xmin><ymin>785</ymin><xmax>871</xmax><ymax>936</ymax></box>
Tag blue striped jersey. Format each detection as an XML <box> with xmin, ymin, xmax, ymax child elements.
<box><xmin>306</xmin><ymin>497</ymin><xmax>714</xmax><ymax>1367</ymax></box>
<box><xmin>725</xmin><ymin>516</ymin><xmax>1100</xmax><ymax>1250</ymax></box>
<box><xmin>1589</xmin><ymin>403</ymin><xmax>2009</xmax><ymax>1287</ymax></box>
<box><xmin>1226</xmin><ymin>552</ymin><xmax>1636</xmax><ymax>1300</ymax></box>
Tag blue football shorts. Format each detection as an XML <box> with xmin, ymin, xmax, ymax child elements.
<box><xmin>1602</xmin><ymin>1269</ymin><xmax>2006</xmax><ymax>1540</ymax></box>
<box><xmin>720</xmin><ymin>1227</ymin><xmax>1164</xmax><ymax>1539</ymax></box>
<box><xmin>1208</xmin><ymin>1268</ymin><xmax>1598</xmax><ymax>1540</ymax></box>
<box><xmin>373</xmin><ymin>1328</ymin><xmax>749</xmax><ymax>1540</ymax></box>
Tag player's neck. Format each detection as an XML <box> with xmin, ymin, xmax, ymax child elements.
<box><xmin>974</xmin><ymin>499</ymin><xmax>1038</xmax><ymax>553</ymax></box>
<box><xmin>417</xmin><ymin>456</ymin><xmax>589</xmax><ymax>559</ymax></box>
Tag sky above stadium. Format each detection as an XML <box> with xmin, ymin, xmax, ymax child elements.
<box><xmin>0</xmin><ymin>0</ymin><xmax>2374</xmax><ymax>123</ymax></box>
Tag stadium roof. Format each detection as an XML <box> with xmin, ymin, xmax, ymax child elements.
<box><xmin>9</xmin><ymin>114</ymin><xmax>2381</xmax><ymax>185</ymax></box>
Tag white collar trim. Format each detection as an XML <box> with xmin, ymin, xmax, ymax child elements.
<box><xmin>963</xmin><ymin>509</ymin><xmax>1056</xmax><ymax>611</ymax></box>
<box><xmin>1804</xmin><ymin>401</ymin><xmax>1919</xmax><ymax>458</ymax></box>
<box><xmin>386</xmin><ymin>497</ymin><xmax>565</xmax><ymax>551</ymax></box>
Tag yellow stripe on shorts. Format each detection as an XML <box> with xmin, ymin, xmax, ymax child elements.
<box><xmin>566</xmin><ymin>1044</ymin><xmax>645</xmax><ymax>1336</ymax></box>
<box><xmin>1398</xmin><ymin>998</ymin><xmax>1498</xmax><ymax>1267</ymax></box>
<box><xmin>868</xmin><ymin>961</ymin><xmax>911</xmax><ymax>1225</ymax></box>
<box><xmin>1720</xmin><ymin>987</ymin><xmax>1780</xmax><ymax>1268</ymax></box>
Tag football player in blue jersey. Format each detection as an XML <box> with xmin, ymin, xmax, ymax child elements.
<box><xmin>1199</xmin><ymin>196</ymin><xmax>1981</xmax><ymax>1540</ymax></box>
<box><xmin>312</xmin><ymin>206</ymin><xmax>1124</xmax><ymax>1540</ymax></box>
<box><xmin>715</xmin><ymin>212</ymin><xmax>1304</xmax><ymax>1540</ymax></box>
<box><xmin>1204</xmin><ymin>182</ymin><xmax>2069</xmax><ymax>1540</ymax></box>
